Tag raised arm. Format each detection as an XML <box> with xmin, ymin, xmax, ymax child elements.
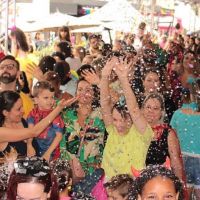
<box><xmin>100</xmin><ymin>58</ymin><xmax>116</xmax><ymax>127</ymax></box>
<box><xmin>114</xmin><ymin>57</ymin><xmax>148</xmax><ymax>134</ymax></box>
<box><xmin>0</xmin><ymin>97</ymin><xmax>78</xmax><ymax>142</ymax></box>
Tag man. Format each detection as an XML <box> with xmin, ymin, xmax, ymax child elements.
<box><xmin>0</xmin><ymin>55</ymin><xmax>34</xmax><ymax>118</ymax></box>
<box><xmin>87</xmin><ymin>34</ymin><xmax>102</xmax><ymax>59</ymax></box>
<box><xmin>134</xmin><ymin>22</ymin><xmax>146</xmax><ymax>51</ymax></box>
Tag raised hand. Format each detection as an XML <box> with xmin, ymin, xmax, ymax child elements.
<box><xmin>101</xmin><ymin>56</ymin><xmax>118</xmax><ymax>77</ymax></box>
<box><xmin>32</xmin><ymin>67</ymin><xmax>45</xmax><ymax>81</ymax></box>
<box><xmin>113</xmin><ymin>56</ymin><xmax>135</xmax><ymax>79</ymax></box>
<box><xmin>26</xmin><ymin>62</ymin><xmax>37</xmax><ymax>76</ymax></box>
<box><xmin>81</xmin><ymin>70</ymin><xmax>100</xmax><ymax>85</ymax></box>
<box><xmin>58</xmin><ymin>96</ymin><xmax>79</xmax><ymax>109</ymax></box>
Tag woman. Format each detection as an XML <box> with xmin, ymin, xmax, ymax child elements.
<box><xmin>0</xmin><ymin>91</ymin><xmax>32</xmax><ymax>160</ymax></box>
<box><xmin>56</xmin><ymin>26</ymin><xmax>71</xmax><ymax>44</ymax></box>
<box><xmin>170</xmin><ymin>79</ymin><xmax>200</xmax><ymax>199</ymax></box>
<box><xmin>129</xmin><ymin>165</ymin><xmax>184</xmax><ymax>200</ymax></box>
<box><xmin>60</xmin><ymin>79</ymin><xmax>105</xmax><ymax>175</ymax></box>
<box><xmin>7</xmin><ymin>156</ymin><xmax>59</xmax><ymax>200</ymax></box>
<box><xmin>10</xmin><ymin>27</ymin><xmax>37</xmax><ymax>89</ymax></box>
<box><xmin>0</xmin><ymin>93</ymin><xmax>77</xmax><ymax>146</ymax></box>
<box><xmin>100</xmin><ymin>56</ymin><xmax>153</xmax><ymax>180</ymax></box>
<box><xmin>137</xmin><ymin>69</ymin><xmax>177</xmax><ymax>122</ymax></box>
<box><xmin>142</xmin><ymin>93</ymin><xmax>185</xmax><ymax>183</ymax></box>
<box><xmin>179</xmin><ymin>51</ymin><xmax>199</xmax><ymax>89</ymax></box>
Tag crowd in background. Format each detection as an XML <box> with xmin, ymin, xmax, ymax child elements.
<box><xmin>0</xmin><ymin>23</ymin><xmax>200</xmax><ymax>200</ymax></box>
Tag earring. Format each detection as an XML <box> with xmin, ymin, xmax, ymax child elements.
<box><xmin>67</xmin><ymin>185</ymin><xmax>72</xmax><ymax>192</ymax></box>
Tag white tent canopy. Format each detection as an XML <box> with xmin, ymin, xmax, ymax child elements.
<box><xmin>17</xmin><ymin>12</ymin><xmax>76</xmax><ymax>32</ymax></box>
<box><xmin>71</xmin><ymin>26</ymin><xmax>103</xmax><ymax>33</ymax></box>
<box><xmin>69</xmin><ymin>0</ymin><xmax>144</xmax><ymax>32</ymax></box>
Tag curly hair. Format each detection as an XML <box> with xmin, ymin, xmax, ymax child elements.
<box><xmin>128</xmin><ymin>165</ymin><xmax>184</xmax><ymax>200</ymax></box>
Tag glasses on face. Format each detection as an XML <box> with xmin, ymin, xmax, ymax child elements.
<box><xmin>0</xmin><ymin>63</ymin><xmax>16</xmax><ymax>70</ymax></box>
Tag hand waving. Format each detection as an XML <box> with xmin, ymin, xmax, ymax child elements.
<box><xmin>58</xmin><ymin>96</ymin><xmax>79</xmax><ymax>109</ymax></box>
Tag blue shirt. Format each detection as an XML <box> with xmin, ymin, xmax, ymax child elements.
<box><xmin>170</xmin><ymin>107</ymin><xmax>200</xmax><ymax>155</ymax></box>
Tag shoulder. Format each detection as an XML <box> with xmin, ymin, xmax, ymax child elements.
<box><xmin>19</xmin><ymin>92</ymin><xmax>33</xmax><ymax>104</ymax></box>
<box><xmin>90</xmin><ymin>107</ymin><xmax>103</xmax><ymax>119</ymax></box>
<box><xmin>106</xmin><ymin>124</ymin><xmax>115</xmax><ymax>135</ymax></box>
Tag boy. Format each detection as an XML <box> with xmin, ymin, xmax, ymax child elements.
<box><xmin>27</xmin><ymin>81</ymin><xmax>64</xmax><ymax>161</ymax></box>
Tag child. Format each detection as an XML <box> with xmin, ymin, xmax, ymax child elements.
<box><xmin>27</xmin><ymin>81</ymin><xmax>64</xmax><ymax>161</ymax></box>
<box><xmin>51</xmin><ymin>159</ymin><xmax>72</xmax><ymax>200</ymax></box>
<box><xmin>129</xmin><ymin>165</ymin><xmax>184</xmax><ymax>200</ymax></box>
<box><xmin>104</xmin><ymin>174</ymin><xmax>134</xmax><ymax>200</ymax></box>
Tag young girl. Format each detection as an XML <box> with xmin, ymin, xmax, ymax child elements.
<box><xmin>100</xmin><ymin>56</ymin><xmax>153</xmax><ymax>180</ymax></box>
<box><xmin>129</xmin><ymin>165</ymin><xmax>184</xmax><ymax>200</ymax></box>
<box><xmin>104</xmin><ymin>174</ymin><xmax>134</xmax><ymax>200</ymax></box>
<box><xmin>51</xmin><ymin>159</ymin><xmax>72</xmax><ymax>200</ymax></box>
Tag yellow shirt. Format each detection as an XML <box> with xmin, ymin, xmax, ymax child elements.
<box><xmin>17</xmin><ymin>56</ymin><xmax>37</xmax><ymax>88</ymax></box>
<box><xmin>20</xmin><ymin>92</ymin><xmax>34</xmax><ymax>119</ymax></box>
<box><xmin>102</xmin><ymin>124</ymin><xmax>153</xmax><ymax>180</ymax></box>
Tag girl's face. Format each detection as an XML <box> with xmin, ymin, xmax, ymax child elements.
<box><xmin>143</xmin><ymin>98</ymin><xmax>162</xmax><ymax>126</ymax></box>
<box><xmin>17</xmin><ymin>182</ymin><xmax>47</xmax><ymax>200</ymax></box>
<box><xmin>143</xmin><ymin>72</ymin><xmax>160</xmax><ymax>93</ymax></box>
<box><xmin>112</xmin><ymin>108</ymin><xmax>132</xmax><ymax>135</ymax></box>
<box><xmin>76</xmin><ymin>80</ymin><xmax>94</xmax><ymax>105</ymax></box>
<box><xmin>4</xmin><ymin>98</ymin><xmax>24</xmax><ymax>123</ymax></box>
<box><xmin>60</xmin><ymin>30</ymin><xmax>68</xmax><ymax>39</ymax></box>
<box><xmin>138</xmin><ymin>176</ymin><xmax>179</xmax><ymax>200</ymax></box>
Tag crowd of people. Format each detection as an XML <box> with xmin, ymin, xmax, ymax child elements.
<box><xmin>0</xmin><ymin>22</ymin><xmax>200</xmax><ymax>200</ymax></box>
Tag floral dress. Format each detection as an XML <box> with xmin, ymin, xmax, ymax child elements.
<box><xmin>60</xmin><ymin>106</ymin><xmax>105</xmax><ymax>174</ymax></box>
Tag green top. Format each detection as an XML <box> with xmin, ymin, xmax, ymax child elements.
<box><xmin>60</xmin><ymin>106</ymin><xmax>105</xmax><ymax>174</ymax></box>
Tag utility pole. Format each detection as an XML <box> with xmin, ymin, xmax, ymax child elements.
<box><xmin>150</xmin><ymin>0</ymin><xmax>156</xmax><ymax>34</ymax></box>
<box><xmin>5</xmin><ymin>0</ymin><xmax>9</xmax><ymax>54</ymax></box>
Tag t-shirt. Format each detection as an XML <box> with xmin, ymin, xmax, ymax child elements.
<box><xmin>17</xmin><ymin>55</ymin><xmax>37</xmax><ymax>88</ymax></box>
<box><xmin>19</xmin><ymin>92</ymin><xmax>34</xmax><ymax>119</ymax></box>
<box><xmin>102</xmin><ymin>124</ymin><xmax>153</xmax><ymax>180</ymax></box>
<box><xmin>27</xmin><ymin>107</ymin><xmax>64</xmax><ymax>158</ymax></box>
<box><xmin>170</xmin><ymin>109</ymin><xmax>200</xmax><ymax>155</ymax></box>
<box><xmin>65</xmin><ymin>57</ymin><xmax>81</xmax><ymax>71</ymax></box>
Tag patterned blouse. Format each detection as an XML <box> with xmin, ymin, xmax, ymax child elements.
<box><xmin>60</xmin><ymin>106</ymin><xmax>105</xmax><ymax>174</ymax></box>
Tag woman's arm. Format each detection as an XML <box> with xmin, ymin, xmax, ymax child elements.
<box><xmin>0</xmin><ymin>97</ymin><xmax>78</xmax><ymax>143</ymax></box>
<box><xmin>100</xmin><ymin>58</ymin><xmax>116</xmax><ymax>127</ymax></box>
<box><xmin>114</xmin><ymin>57</ymin><xmax>148</xmax><ymax>134</ymax></box>
<box><xmin>168</xmin><ymin>129</ymin><xmax>186</xmax><ymax>183</ymax></box>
